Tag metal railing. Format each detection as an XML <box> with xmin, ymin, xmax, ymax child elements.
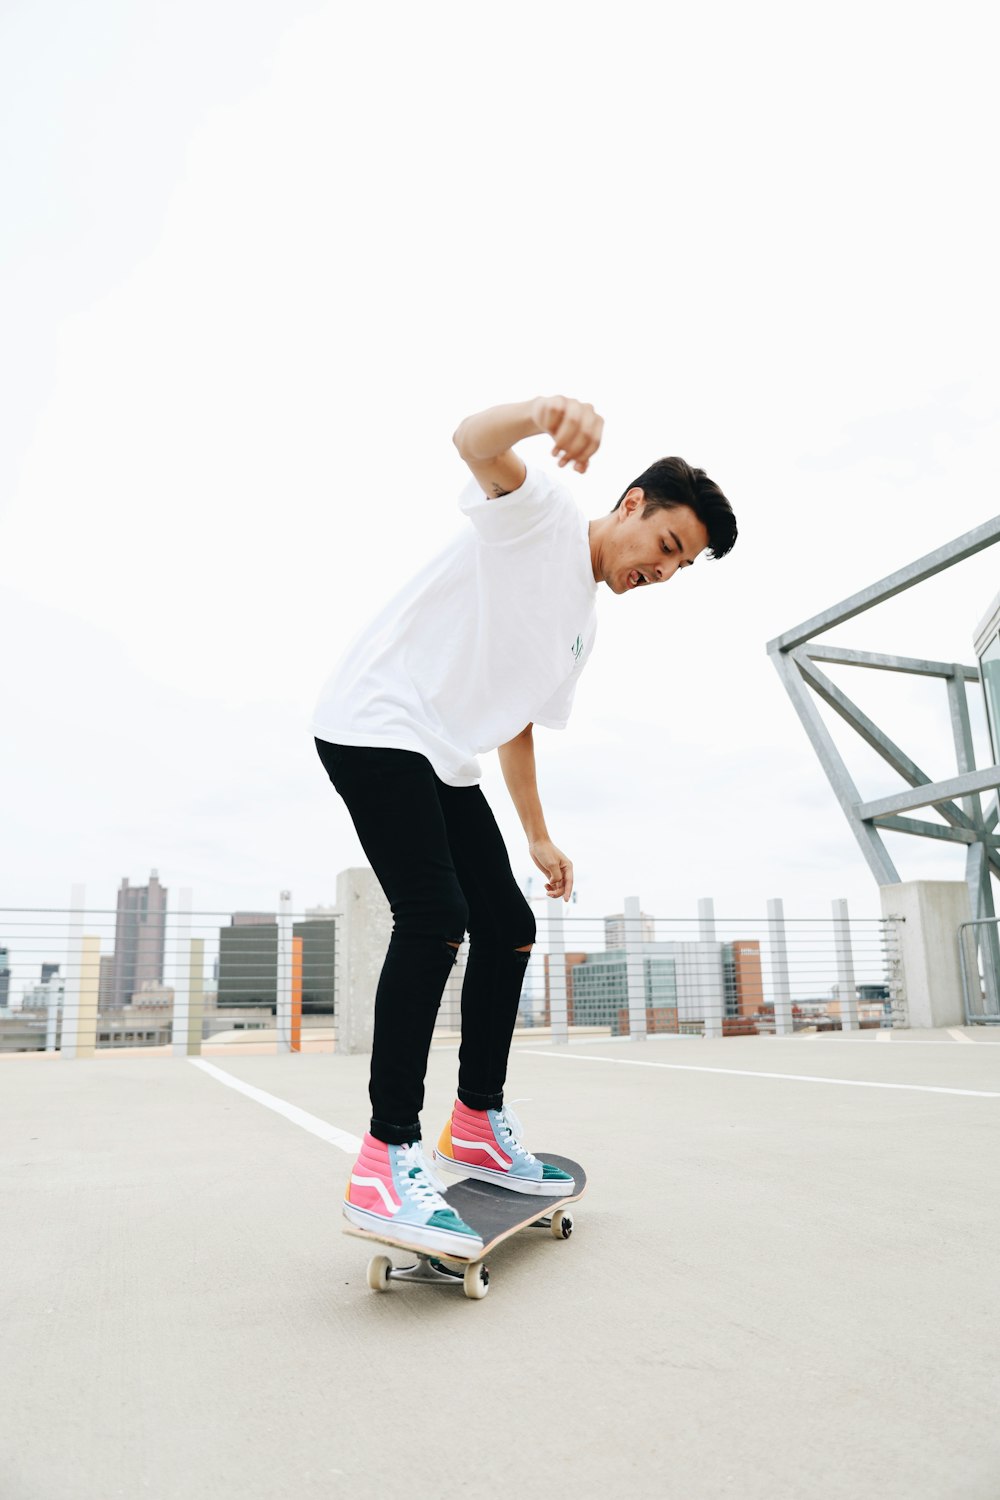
<box><xmin>959</xmin><ymin>917</ymin><xmax>1000</xmax><ymax>1025</ymax></box>
<box><xmin>1</xmin><ymin>890</ymin><xmax>900</xmax><ymax>1055</ymax></box>
<box><xmin>0</xmin><ymin>895</ymin><xmax>337</xmax><ymax>1056</ymax></box>
<box><xmin>511</xmin><ymin>897</ymin><xmax>901</xmax><ymax>1042</ymax></box>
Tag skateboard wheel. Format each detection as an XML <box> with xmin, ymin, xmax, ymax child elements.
<box><xmin>463</xmin><ymin>1262</ymin><xmax>490</xmax><ymax>1299</ymax></box>
<box><xmin>550</xmin><ymin>1210</ymin><xmax>574</xmax><ymax>1240</ymax></box>
<box><xmin>367</xmin><ymin>1255</ymin><xmax>393</xmax><ymax>1292</ymax></box>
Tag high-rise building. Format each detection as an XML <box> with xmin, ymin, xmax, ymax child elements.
<box><xmin>98</xmin><ymin>955</ymin><xmax>114</xmax><ymax>1009</ymax></box>
<box><xmin>569</xmin><ymin>948</ymin><xmax>680</xmax><ymax>1032</ymax></box>
<box><xmin>297</xmin><ymin>918</ymin><xmax>337</xmax><ymax>1015</ymax></box>
<box><xmin>103</xmin><ymin>871</ymin><xmax>168</xmax><ymax>1010</ymax></box>
<box><xmin>560</xmin><ymin>939</ymin><xmax>765</xmax><ymax>1034</ymax></box>
<box><xmin>218</xmin><ymin>915</ymin><xmax>277</xmax><ymax>1010</ymax></box>
<box><xmin>21</xmin><ymin>971</ymin><xmax>66</xmax><ymax>1013</ymax></box>
<box><xmin>216</xmin><ymin>913</ymin><xmax>337</xmax><ymax>1014</ymax></box>
<box><xmin>604</xmin><ymin>912</ymin><xmax>656</xmax><ymax>949</ymax></box>
<box><xmin>725</xmin><ymin>941</ymin><xmax>764</xmax><ymax>1017</ymax></box>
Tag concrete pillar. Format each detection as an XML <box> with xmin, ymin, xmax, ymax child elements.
<box><xmin>878</xmin><ymin>881</ymin><xmax>973</xmax><ymax>1029</ymax></box>
<box><xmin>45</xmin><ymin>991</ymin><xmax>62</xmax><ymax>1053</ymax></box>
<box><xmin>624</xmin><ymin>895</ymin><xmax>647</xmax><ymax>1041</ymax></box>
<box><xmin>832</xmin><ymin>898</ymin><xmax>859</xmax><ymax>1032</ymax></box>
<box><xmin>187</xmin><ymin>938</ymin><xmax>205</xmax><ymax>1054</ymax></box>
<box><xmin>698</xmin><ymin>899</ymin><xmax>723</xmax><ymax>1038</ymax></box>
<box><xmin>767</xmin><ymin>898</ymin><xmax>794</xmax><ymax>1036</ymax></box>
<box><xmin>62</xmin><ymin>884</ymin><xmax>85</xmax><ymax>1059</ymax></box>
<box><xmin>335</xmin><ymin>866</ymin><xmax>391</xmax><ymax>1054</ymax></box>
<box><xmin>171</xmin><ymin>888</ymin><xmax>193</xmax><ymax>1058</ymax></box>
<box><xmin>72</xmin><ymin>937</ymin><xmax>100</xmax><ymax>1058</ymax></box>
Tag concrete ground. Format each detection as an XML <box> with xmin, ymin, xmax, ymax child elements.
<box><xmin>2</xmin><ymin>1028</ymin><xmax>1000</xmax><ymax>1500</ymax></box>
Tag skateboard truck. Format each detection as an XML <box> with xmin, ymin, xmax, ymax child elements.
<box><xmin>363</xmin><ymin>1209</ymin><xmax>575</xmax><ymax>1300</ymax></box>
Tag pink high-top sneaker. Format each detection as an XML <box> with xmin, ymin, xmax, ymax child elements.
<box><xmin>344</xmin><ymin>1131</ymin><xmax>484</xmax><ymax>1256</ymax></box>
<box><xmin>435</xmin><ymin>1101</ymin><xmax>575</xmax><ymax>1196</ymax></box>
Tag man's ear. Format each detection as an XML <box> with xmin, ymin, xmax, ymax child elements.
<box><xmin>619</xmin><ymin>486</ymin><xmax>645</xmax><ymax>518</ymax></box>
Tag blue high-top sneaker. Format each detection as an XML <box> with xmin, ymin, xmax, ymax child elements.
<box><xmin>435</xmin><ymin>1101</ymin><xmax>575</xmax><ymax>1196</ymax></box>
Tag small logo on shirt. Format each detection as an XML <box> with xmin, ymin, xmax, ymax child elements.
<box><xmin>571</xmin><ymin>634</ymin><xmax>584</xmax><ymax>662</ymax></box>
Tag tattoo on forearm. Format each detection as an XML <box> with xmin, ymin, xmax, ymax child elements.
<box><xmin>491</xmin><ymin>482</ymin><xmax>512</xmax><ymax>497</ymax></box>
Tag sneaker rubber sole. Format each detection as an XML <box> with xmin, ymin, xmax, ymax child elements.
<box><xmin>342</xmin><ymin>1200</ymin><xmax>484</xmax><ymax>1257</ymax></box>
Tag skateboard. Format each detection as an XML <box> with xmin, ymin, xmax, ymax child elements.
<box><xmin>343</xmin><ymin>1154</ymin><xmax>587</xmax><ymax>1300</ymax></box>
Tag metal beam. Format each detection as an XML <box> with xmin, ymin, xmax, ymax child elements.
<box><xmin>947</xmin><ymin>667</ymin><xmax>982</xmax><ymax>828</ymax></box>
<box><xmin>767</xmin><ymin>514</ymin><xmax>1000</xmax><ymax>654</ymax></box>
<box><xmin>869</xmin><ymin>816</ymin><xmax>980</xmax><ymax>845</ymax></box>
<box><xmin>858</xmin><ymin>767</ymin><xmax>1000</xmax><ymax>821</ymax></box>
<box><xmin>772</xmin><ymin>649</ymin><xmax>899</xmax><ymax>885</ymax></box>
<box><xmin>793</xmin><ymin>651</ymin><xmax>977</xmax><ymax>833</ymax></box>
<box><xmin>802</xmin><ymin>644</ymin><xmax>980</xmax><ymax>681</ymax></box>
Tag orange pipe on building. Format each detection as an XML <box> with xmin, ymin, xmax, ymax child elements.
<box><xmin>291</xmin><ymin>935</ymin><xmax>303</xmax><ymax>1053</ymax></box>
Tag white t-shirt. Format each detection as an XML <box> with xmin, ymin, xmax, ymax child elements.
<box><xmin>311</xmin><ymin>463</ymin><xmax>599</xmax><ymax>786</ymax></box>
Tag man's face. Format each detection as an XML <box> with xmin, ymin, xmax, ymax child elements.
<box><xmin>601</xmin><ymin>491</ymin><xmax>710</xmax><ymax>594</ymax></box>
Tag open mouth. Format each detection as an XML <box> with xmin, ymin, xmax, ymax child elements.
<box><xmin>627</xmin><ymin>569</ymin><xmax>650</xmax><ymax>589</ymax></box>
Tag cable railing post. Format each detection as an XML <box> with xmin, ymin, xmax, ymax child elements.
<box><xmin>698</xmin><ymin>897</ymin><xmax>723</xmax><ymax>1039</ymax></box>
<box><xmin>832</xmin><ymin>898</ymin><xmax>859</xmax><ymax>1031</ymax></box>
<box><xmin>45</xmin><ymin>969</ymin><xmax>62</xmax><ymax>1054</ymax></box>
<box><xmin>61</xmin><ymin>885</ymin><xmax>85</xmax><ymax>1059</ymax></box>
<box><xmin>767</xmin><ymin>898</ymin><xmax>794</xmax><ymax>1035</ymax></box>
<box><xmin>189</xmin><ymin>936</ymin><xmax>205</xmax><ymax>1053</ymax></box>
<box><xmin>171</xmin><ymin>888</ymin><xmax>192</xmax><ymax>1057</ymax></box>
<box><xmin>624</xmin><ymin>895</ymin><xmax>647</xmax><ymax>1042</ymax></box>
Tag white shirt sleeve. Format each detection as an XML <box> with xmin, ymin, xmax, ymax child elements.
<box><xmin>458</xmin><ymin>463</ymin><xmax>572</xmax><ymax>545</ymax></box>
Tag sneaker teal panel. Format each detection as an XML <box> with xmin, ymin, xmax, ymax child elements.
<box><xmin>426</xmin><ymin>1208</ymin><xmax>480</xmax><ymax>1237</ymax></box>
<box><xmin>541</xmin><ymin>1163</ymin><xmax>574</xmax><ymax>1183</ymax></box>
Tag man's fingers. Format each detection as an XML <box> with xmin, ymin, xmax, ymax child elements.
<box><xmin>584</xmin><ymin>421</ymin><xmax>604</xmax><ymax>459</ymax></box>
<box><xmin>552</xmin><ymin>408</ymin><xmax>582</xmax><ymax>457</ymax></box>
<box><xmin>545</xmin><ymin>858</ymin><xmax>573</xmax><ymax>901</ymax></box>
<box><xmin>555</xmin><ymin>419</ymin><xmax>602</xmax><ymax>469</ymax></box>
<box><xmin>573</xmin><ymin>434</ymin><xmax>602</xmax><ymax>471</ymax></box>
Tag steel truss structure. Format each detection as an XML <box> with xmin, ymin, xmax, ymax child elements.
<box><xmin>767</xmin><ymin>515</ymin><xmax>1000</xmax><ymax>1016</ymax></box>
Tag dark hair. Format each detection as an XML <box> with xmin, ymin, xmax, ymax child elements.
<box><xmin>613</xmin><ymin>457</ymin><xmax>737</xmax><ymax>560</ymax></box>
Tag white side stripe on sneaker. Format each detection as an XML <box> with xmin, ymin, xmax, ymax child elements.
<box><xmin>451</xmin><ymin>1135</ymin><xmax>511</xmax><ymax>1169</ymax></box>
<box><xmin>350</xmin><ymin>1172</ymin><xmax>399</xmax><ymax>1212</ymax></box>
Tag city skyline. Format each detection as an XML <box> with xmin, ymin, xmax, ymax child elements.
<box><xmin>3</xmin><ymin>5</ymin><xmax>999</xmax><ymax>941</ymax></box>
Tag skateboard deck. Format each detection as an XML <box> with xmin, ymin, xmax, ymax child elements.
<box><xmin>344</xmin><ymin>1154</ymin><xmax>587</xmax><ymax>1299</ymax></box>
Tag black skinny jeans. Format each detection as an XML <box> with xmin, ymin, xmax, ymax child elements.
<box><xmin>314</xmin><ymin>739</ymin><xmax>536</xmax><ymax>1145</ymax></box>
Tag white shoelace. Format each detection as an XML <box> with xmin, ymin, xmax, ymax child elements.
<box><xmin>397</xmin><ymin>1142</ymin><xmax>450</xmax><ymax>1209</ymax></box>
<box><xmin>494</xmin><ymin>1104</ymin><xmax>539</xmax><ymax>1166</ymax></box>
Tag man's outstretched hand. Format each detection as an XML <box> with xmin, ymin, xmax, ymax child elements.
<box><xmin>529</xmin><ymin>838</ymin><xmax>574</xmax><ymax>902</ymax></box>
<box><xmin>530</xmin><ymin>396</ymin><xmax>604</xmax><ymax>474</ymax></box>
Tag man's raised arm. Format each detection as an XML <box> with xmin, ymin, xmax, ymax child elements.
<box><xmin>453</xmin><ymin>395</ymin><xmax>604</xmax><ymax>498</ymax></box>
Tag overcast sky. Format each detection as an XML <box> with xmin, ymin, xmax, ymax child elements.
<box><xmin>2</xmin><ymin>0</ymin><xmax>998</xmax><ymax>962</ymax></box>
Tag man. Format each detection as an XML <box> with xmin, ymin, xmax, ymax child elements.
<box><xmin>313</xmin><ymin>394</ymin><xmax>737</xmax><ymax>1257</ymax></box>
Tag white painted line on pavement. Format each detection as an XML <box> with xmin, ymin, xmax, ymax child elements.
<box><xmin>189</xmin><ymin>1058</ymin><xmax>361</xmax><ymax>1153</ymax></box>
<box><xmin>947</xmin><ymin>1028</ymin><xmax>975</xmax><ymax>1044</ymax></box>
<box><xmin>876</xmin><ymin>1029</ymin><xmax>892</xmax><ymax>1043</ymax></box>
<box><xmin>518</xmin><ymin>1051</ymin><xmax>1000</xmax><ymax>1099</ymax></box>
